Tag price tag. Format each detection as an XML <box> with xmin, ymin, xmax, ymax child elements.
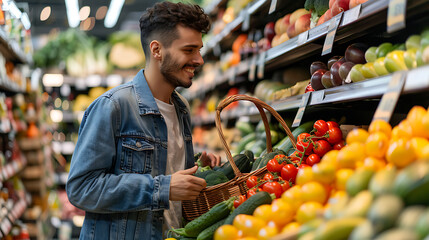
<box><xmin>228</xmin><ymin>67</ymin><xmax>237</xmax><ymax>85</ymax></box>
<box><xmin>312</xmin><ymin>90</ymin><xmax>325</xmax><ymax>103</ymax></box>
<box><xmin>242</xmin><ymin>7</ymin><xmax>251</xmax><ymax>31</ymax></box>
<box><xmin>248</xmin><ymin>55</ymin><xmax>258</xmax><ymax>82</ymax></box>
<box><xmin>372</xmin><ymin>71</ymin><xmax>406</xmax><ymax>122</ymax></box>
<box><xmin>269</xmin><ymin>0</ymin><xmax>278</xmax><ymax>14</ymax></box>
<box><xmin>292</xmin><ymin>92</ymin><xmax>311</xmax><ymax>127</ymax></box>
<box><xmin>322</xmin><ymin>12</ymin><xmax>343</xmax><ymax>56</ymax></box>
<box><xmin>342</xmin><ymin>4</ymin><xmax>361</xmax><ymax>26</ymax></box>
<box><xmin>297</xmin><ymin>31</ymin><xmax>308</xmax><ymax>46</ymax></box>
<box><xmin>257</xmin><ymin>51</ymin><xmax>267</xmax><ymax>79</ymax></box>
<box><xmin>387</xmin><ymin>0</ymin><xmax>406</xmax><ymax>33</ymax></box>
<box><xmin>213</xmin><ymin>44</ymin><xmax>222</xmax><ymax>57</ymax></box>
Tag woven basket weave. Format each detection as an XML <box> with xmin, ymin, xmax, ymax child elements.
<box><xmin>182</xmin><ymin>94</ymin><xmax>297</xmax><ymax>221</ymax></box>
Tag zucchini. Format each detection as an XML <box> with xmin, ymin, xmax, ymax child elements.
<box><xmin>236</xmin><ymin>133</ymin><xmax>256</xmax><ymax>153</ymax></box>
<box><xmin>218</xmin><ymin>153</ymin><xmax>252</xmax><ymax>180</ymax></box>
<box><xmin>256</xmin><ymin>151</ymin><xmax>278</xmax><ymax>170</ymax></box>
<box><xmin>235</xmin><ymin>121</ymin><xmax>255</xmax><ymax>136</ymax></box>
<box><xmin>223</xmin><ymin>191</ymin><xmax>273</xmax><ymax>225</ymax></box>
<box><xmin>242</xmin><ymin>150</ymin><xmax>254</xmax><ymax>164</ymax></box>
<box><xmin>180</xmin><ymin>198</ymin><xmax>234</xmax><ymax>237</ymax></box>
<box><xmin>196</xmin><ymin>219</ymin><xmax>226</xmax><ymax>240</ymax></box>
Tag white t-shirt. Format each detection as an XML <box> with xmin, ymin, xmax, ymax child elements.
<box><xmin>154</xmin><ymin>98</ymin><xmax>186</xmax><ymax>236</ymax></box>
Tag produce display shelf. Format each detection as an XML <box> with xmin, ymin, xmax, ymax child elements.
<box><xmin>191</xmin><ymin>0</ymin><xmax>428</xmax><ymax>101</ymax></box>
<box><xmin>0</xmin><ymin>156</ymin><xmax>27</xmax><ymax>184</ymax></box>
<box><xmin>0</xmin><ymin>27</ymin><xmax>31</xmax><ymax>65</ymax></box>
<box><xmin>204</xmin><ymin>0</ymin><xmax>228</xmax><ymax>16</ymax></box>
<box><xmin>0</xmin><ymin>195</ymin><xmax>30</xmax><ymax>237</ymax></box>
<box><xmin>192</xmin><ymin>65</ymin><xmax>429</xmax><ymax>125</ymax></box>
<box><xmin>0</xmin><ymin>77</ymin><xmax>25</xmax><ymax>94</ymax></box>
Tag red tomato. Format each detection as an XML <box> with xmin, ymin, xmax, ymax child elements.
<box><xmin>263</xmin><ymin>173</ymin><xmax>274</xmax><ymax>181</ymax></box>
<box><xmin>246</xmin><ymin>176</ymin><xmax>259</xmax><ymax>189</ymax></box>
<box><xmin>333</xmin><ymin>140</ymin><xmax>345</xmax><ymax>150</ymax></box>
<box><xmin>326</xmin><ymin>127</ymin><xmax>343</xmax><ymax>144</ymax></box>
<box><xmin>297</xmin><ymin>133</ymin><xmax>311</xmax><ymax>142</ymax></box>
<box><xmin>280</xmin><ymin>181</ymin><xmax>291</xmax><ymax>192</ymax></box>
<box><xmin>281</xmin><ymin>164</ymin><xmax>298</xmax><ymax>183</ymax></box>
<box><xmin>297</xmin><ymin>140</ymin><xmax>313</xmax><ymax>155</ymax></box>
<box><xmin>327</xmin><ymin>121</ymin><xmax>339</xmax><ymax>129</ymax></box>
<box><xmin>262</xmin><ymin>181</ymin><xmax>283</xmax><ymax>198</ymax></box>
<box><xmin>314</xmin><ymin>120</ymin><xmax>329</xmax><ymax>137</ymax></box>
<box><xmin>233</xmin><ymin>195</ymin><xmax>247</xmax><ymax>208</ymax></box>
<box><xmin>267</xmin><ymin>158</ymin><xmax>285</xmax><ymax>173</ymax></box>
<box><xmin>306</xmin><ymin>154</ymin><xmax>321</xmax><ymax>166</ymax></box>
<box><xmin>298</xmin><ymin>163</ymin><xmax>311</xmax><ymax>169</ymax></box>
<box><xmin>313</xmin><ymin>140</ymin><xmax>332</xmax><ymax>157</ymax></box>
<box><xmin>247</xmin><ymin>188</ymin><xmax>262</xmax><ymax>198</ymax></box>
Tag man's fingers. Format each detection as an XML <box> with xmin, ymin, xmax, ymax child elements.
<box><xmin>188</xmin><ymin>176</ymin><xmax>207</xmax><ymax>188</ymax></box>
<box><xmin>177</xmin><ymin>165</ymin><xmax>198</xmax><ymax>175</ymax></box>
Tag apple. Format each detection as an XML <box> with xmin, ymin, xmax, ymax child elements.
<box><xmin>361</xmin><ymin>62</ymin><xmax>379</xmax><ymax>79</ymax></box>
<box><xmin>310</xmin><ymin>61</ymin><xmax>328</xmax><ymax>75</ymax></box>
<box><xmin>329</xmin><ymin>0</ymin><xmax>336</xmax><ymax>9</ymax></box>
<box><xmin>287</xmin><ymin>23</ymin><xmax>297</xmax><ymax>38</ymax></box>
<box><xmin>339</xmin><ymin>61</ymin><xmax>355</xmax><ymax>81</ymax></box>
<box><xmin>276</xmin><ymin>14</ymin><xmax>291</xmax><ymax>35</ymax></box>
<box><xmin>416</xmin><ymin>47</ymin><xmax>425</xmax><ymax>67</ymax></box>
<box><xmin>264</xmin><ymin>22</ymin><xmax>276</xmax><ymax>43</ymax></box>
<box><xmin>275</xmin><ymin>18</ymin><xmax>283</xmax><ymax>35</ymax></box>
<box><xmin>330</xmin><ymin>60</ymin><xmax>344</xmax><ymax>86</ymax></box>
<box><xmin>278</xmin><ymin>32</ymin><xmax>290</xmax><ymax>45</ymax></box>
<box><xmin>349</xmin><ymin>64</ymin><xmax>366</xmax><ymax>82</ymax></box>
<box><xmin>271</xmin><ymin>35</ymin><xmax>280</xmax><ymax>47</ymax></box>
<box><xmin>405</xmin><ymin>35</ymin><xmax>421</xmax><ymax>50</ymax></box>
<box><xmin>331</xmin><ymin>0</ymin><xmax>350</xmax><ymax>17</ymax></box>
<box><xmin>321</xmin><ymin>71</ymin><xmax>334</xmax><ymax>88</ymax></box>
<box><xmin>324</xmin><ymin>8</ymin><xmax>333</xmax><ymax>22</ymax></box>
<box><xmin>290</xmin><ymin>8</ymin><xmax>310</xmax><ymax>25</ymax></box>
<box><xmin>327</xmin><ymin>56</ymin><xmax>342</xmax><ymax>69</ymax></box>
<box><xmin>349</xmin><ymin>0</ymin><xmax>368</xmax><ymax>9</ymax></box>
<box><xmin>345</xmin><ymin>43</ymin><xmax>367</xmax><ymax>64</ymax></box>
<box><xmin>373</xmin><ymin>57</ymin><xmax>389</xmax><ymax>76</ymax></box>
<box><xmin>403</xmin><ymin>48</ymin><xmax>417</xmax><ymax>69</ymax></box>
<box><xmin>365</xmin><ymin>46</ymin><xmax>378</xmax><ymax>63</ymax></box>
<box><xmin>376</xmin><ymin>42</ymin><xmax>394</xmax><ymax>58</ymax></box>
<box><xmin>422</xmin><ymin>46</ymin><xmax>429</xmax><ymax>64</ymax></box>
<box><xmin>317</xmin><ymin>13</ymin><xmax>326</xmax><ymax>26</ymax></box>
<box><xmin>384</xmin><ymin>50</ymin><xmax>408</xmax><ymax>73</ymax></box>
<box><xmin>295</xmin><ymin>13</ymin><xmax>311</xmax><ymax>35</ymax></box>
<box><xmin>420</xmin><ymin>34</ymin><xmax>429</xmax><ymax>49</ymax></box>
<box><xmin>311</xmin><ymin>69</ymin><xmax>327</xmax><ymax>90</ymax></box>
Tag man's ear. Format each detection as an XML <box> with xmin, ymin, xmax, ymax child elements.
<box><xmin>150</xmin><ymin>40</ymin><xmax>162</xmax><ymax>60</ymax></box>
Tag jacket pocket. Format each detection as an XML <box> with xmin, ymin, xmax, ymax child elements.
<box><xmin>120</xmin><ymin>137</ymin><xmax>153</xmax><ymax>173</ymax></box>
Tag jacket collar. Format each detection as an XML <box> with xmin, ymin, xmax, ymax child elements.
<box><xmin>133</xmin><ymin>69</ymin><xmax>188</xmax><ymax>115</ymax></box>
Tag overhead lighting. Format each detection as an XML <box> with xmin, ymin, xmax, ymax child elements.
<box><xmin>42</xmin><ymin>74</ymin><xmax>64</xmax><ymax>87</ymax></box>
<box><xmin>79</xmin><ymin>6</ymin><xmax>90</xmax><ymax>21</ymax></box>
<box><xmin>21</xmin><ymin>12</ymin><xmax>31</xmax><ymax>30</ymax></box>
<box><xmin>50</xmin><ymin>110</ymin><xmax>63</xmax><ymax>123</ymax></box>
<box><xmin>104</xmin><ymin>0</ymin><xmax>125</xmax><ymax>28</ymax></box>
<box><xmin>40</xmin><ymin>6</ymin><xmax>51</xmax><ymax>21</ymax></box>
<box><xmin>65</xmin><ymin>0</ymin><xmax>80</xmax><ymax>28</ymax></box>
<box><xmin>95</xmin><ymin>6</ymin><xmax>108</xmax><ymax>20</ymax></box>
<box><xmin>80</xmin><ymin>17</ymin><xmax>95</xmax><ymax>31</ymax></box>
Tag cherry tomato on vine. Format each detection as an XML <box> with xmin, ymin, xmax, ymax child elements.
<box><xmin>263</xmin><ymin>173</ymin><xmax>275</xmax><ymax>181</ymax></box>
<box><xmin>233</xmin><ymin>195</ymin><xmax>247</xmax><ymax>208</ymax></box>
<box><xmin>246</xmin><ymin>176</ymin><xmax>259</xmax><ymax>189</ymax></box>
<box><xmin>326</xmin><ymin>127</ymin><xmax>343</xmax><ymax>144</ymax></box>
<box><xmin>290</xmin><ymin>151</ymin><xmax>303</xmax><ymax>162</ymax></box>
<box><xmin>262</xmin><ymin>181</ymin><xmax>283</xmax><ymax>198</ymax></box>
<box><xmin>326</xmin><ymin>121</ymin><xmax>339</xmax><ymax>129</ymax></box>
<box><xmin>333</xmin><ymin>140</ymin><xmax>345</xmax><ymax>150</ymax></box>
<box><xmin>281</xmin><ymin>164</ymin><xmax>298</xmax><ymax>183</ymax></box>
<box><xmin>306</xmin><ymin>154</ymin><xmax>321</xmax><ymax>166</ymax></box>
<box><xmin>274</xmin><ymin>154</ymin><xmax>286</xmax><ymax>161</ymax></box>
<box><xmin>314</xmin><ymin>120</ymin><xmax>329</xmax><ymax>137</ymax></box>
<box><xmin>297</xmin><ymin>133</ymin><xmax>311</xmax><ymax>142</ymax></box>
<box><xmin>280</xmin><ymin>181</ymin><xmax>291</xmax><ymax>192</ymax></box>
<box><xmin>313</xmin><ymin>140</ymin><xmax>332</xmax><ymax>157</ymax></box>
<box><xmin>297</xmin><ymin>140</ymin><xmax>314</xmax><ymax>155</ymax></box>
<box><xmin>298</xmin><ymin>163</ymin><xmax>311</xmax><ymax>169</ymax></box>
<box><xmin>267</xmin><ymin>158</ymin><xmax>285</xmax><ymax>173</ymax></box>
<box><xmin>247</xmin><ymin>187</ymin><xmax>262</xmax><ymax>198</ymax></box>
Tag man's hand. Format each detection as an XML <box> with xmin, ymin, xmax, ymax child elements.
<box><xmin>169</xmin><ymin>166</ymin><xmax>207</xmax><ymax>201</ymax></box>
<box><xmin>199</xmin><ymin>151</ymin><xmax>221</xmax><ymax>168</ymax></box>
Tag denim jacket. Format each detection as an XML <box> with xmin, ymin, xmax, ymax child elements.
<box><xmin>66</xmin><ymin>69</ymin><xmax>195</xmax><ymax>240</ymax></box>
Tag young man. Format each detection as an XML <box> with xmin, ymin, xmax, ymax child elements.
<box><xmin>66</xmin><ymin>2</ymin><xmax>220</xmax><ymax>239</ymax></box>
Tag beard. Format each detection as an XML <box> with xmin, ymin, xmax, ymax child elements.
<box><xmin>160</xmin><ymin>52</ymin><xmax>196</xmax><ymax>88</ymax></box>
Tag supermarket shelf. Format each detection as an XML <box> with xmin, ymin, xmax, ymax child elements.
<box><xmin>0</xmin><ymin>27</ymin><xmax>32</xmax><ymax>65</ymax></box>
<box><xmin>54</xmin><ymin>172</ymin><xmax>68</xmax><ymax>186</ymax></box>
<box><xmin>0</xmin><ymin>156</ymin><xmax>27</xmax><ymax>184</ymax></box>
<box><xmin>204</xmin><ymin>0</ymin><xmax>227</xmax><ymax>16</ymax></box>
<box><xmin>52</xmin><ymin>141</ymin><xmax>75</xmax><ymax>156</ymax></box>
<box><xmin>192</xmin><ymin>65</ymin><xmax>429</xmax><ymax>125</ymax></box>
<box><xmin>0</xmin><ymin>77</ymin><xmax>25</xmax><ymax>94</ymax></box>
<box><xmin>0</xmin><ymin>194</ymin><xmax>30</xmax><ymax>237</ymax></box>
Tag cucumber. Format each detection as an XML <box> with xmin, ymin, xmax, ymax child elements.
<box><xmin>236</xmin><ymin>133</ymin><xmax>256</xmax><ymax>153</ymax></box>
<box><xmin>242</xmin><ymin>150</ymin><xmax>254</xmax><ymax>164</ymax></box>
<box><xmin>256</xmin><ymin>152</ymin><xmax>278</xmax><ymax>170</ymax></box>
<box><xmin>196</xmin><ymin>219</ymin><xmax>226</xmax><ymax>240</ymax></box>
<box><xmin>235</xmin><ymin>121</ymin><xmax>255</xmax><ymax>136</ymax></box>
<box><xmin>219</xmin><ymin>153</ymin><xmax>252</xmax><ymax>180</ymax></box>
<box><xmin>182</xmin><ymin>198</ymin><xmax>234</xmax><ymax>237</ymax></box>
<box><xmin>273</xmin><ymin>121</ymin><xmax>314</xmax><ymax>153</ymax></box>
<box><xmin>223</xmin><ymin>191</ymin><xmax>273</xmax><ymax>225</ymax></box>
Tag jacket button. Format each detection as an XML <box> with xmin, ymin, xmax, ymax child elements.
<box><xmin>136</xmin><ymin>142</ymin><xmax>142</xmax><ymax>148</ymax></box>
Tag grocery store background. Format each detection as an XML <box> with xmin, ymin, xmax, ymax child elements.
<box><xmin>1</xmin><ymin>0</ymin><xmax>429</xmax><ymax>239</ymax></box>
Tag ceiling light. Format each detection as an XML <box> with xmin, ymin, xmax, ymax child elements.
<box><xmin>50</xmin><ymin>110</ymin><xmax>63</xmax><ymax>123</ymax></box>
<box><xmin>65</xmin><ymin>0</ymin><xmax>80</xmax><ymax>28</ymax></box>
<box><xmin>40</xmin><ymin>6</ymin><xmax>51</xmax><ymax>21</ymax></box>
<box><xmin>104</xmin><ymin>0</ymin><xmax>125</xmax><ymax>28</ymax></box>
<box><xmin>42</xmin><ymin>74</ymin><xmax>64</xmax><ymax>87</ymax></box>
<box><xmin>96</xmin><ymin>6</ymin><xmax>107</xmax><ymax>20</ymax></box>
<box><xmin>79</xmin><ymin>6</ymin><xmax>90</xmax><ymax>21</ymax></box>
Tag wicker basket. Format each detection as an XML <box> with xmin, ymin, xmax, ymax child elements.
<box><xmin>182</xmin><ymin>94</ymin><xmax>297</xmax><ymax>221</ymax></box>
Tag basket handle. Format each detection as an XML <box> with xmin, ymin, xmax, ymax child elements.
<box><xmin>215</xmin><ymin>94</ymin><xmax>297</xmax><ymax>178</ymax></box>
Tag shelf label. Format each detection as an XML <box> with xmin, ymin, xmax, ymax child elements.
<box><xmin>248</xmin><ymin>55</ymin><xmax>258</xmax><ymax>82</ymax></box>
<box><xmin>297</xmin><ymin>31</ymin><xmax>308</xmax><ymax>46</ymax></box>
<box><xmin>387</xmin><ymin>0</ymin><xmax>407</xmax><ymax>33</ymax></box>
<box><xmin>257</xmin><ymin>51</ymin><xmax>267</xmax><ymax>79</ymax></box>
<box><xmin>292</xmin><ymin>92</ymin><xmax>311</xmax><ymax>127</ymax></box>
<box><xmin>342</xmin><ymin>4</ymin><xmax>361</xmax><ymax>26</ymax></box>
<box><xmin>372</xmin><ymin>71</ymin><xmax>406</xmax><ymax>122</ymax></box>
<box><xmin>269</xmin><ymin>0</ymin><xmax>278</xmax><ymax>14</ymax></box>
<box><xmin>322</xmin><ymin>12</ymin><xmax>343</xmax><ymax>56</ymax></box>
<box><xmin>228</xmin><ymin>67</ymin><xmax>237</xmax><ymax>85</ymax></box>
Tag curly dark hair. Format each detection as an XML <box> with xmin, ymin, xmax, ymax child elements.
<box><xmin>139</xmin><ymin>1</ymin><xmax>211</xmax><ymax>58</ymax></box>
